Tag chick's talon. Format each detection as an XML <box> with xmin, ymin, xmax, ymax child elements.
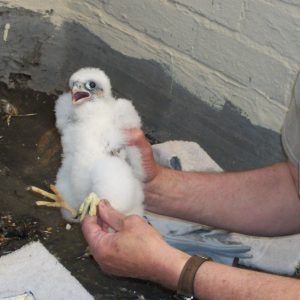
<box><xmin>27</xmin><ymin>184</ymin><xmax>77</xmax><ymax>217</ymax></box>
<box><xmin>78</xmin><ymin>192</ymin><xmax>101</xmax><ymax>222</ymax></box>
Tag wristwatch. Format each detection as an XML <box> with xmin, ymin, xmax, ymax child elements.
<box><xmin>176</xmin><ymin>255</ymin><xmax>212</xmax><ymax>299</ymax></box>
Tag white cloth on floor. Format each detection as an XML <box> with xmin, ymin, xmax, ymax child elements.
<box><xmin>152</xmin><ymin>140</ymin><xmax>222</xmax><ymax>172</ymax></box>
<box><xmin>0</xmin><ymin>242</ymin><xmax>94</xmax><ymax>300</ymax></box>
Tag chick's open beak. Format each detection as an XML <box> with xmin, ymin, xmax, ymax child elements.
<box><xmin>71</xmin><ymin>87</ymin><xmax>90</xmax><ymax>105</ymax></box>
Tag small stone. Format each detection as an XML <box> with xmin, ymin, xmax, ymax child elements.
<box><xmin>65</xmin><ymin>223</ymin><xmax>71</xmax><ymax>230</ymax></box>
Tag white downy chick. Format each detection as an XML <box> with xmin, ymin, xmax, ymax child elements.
<box><xmin>55</xmin><ymin>67</ymin><xmax>144</xmax><ymax>222</ymax></box>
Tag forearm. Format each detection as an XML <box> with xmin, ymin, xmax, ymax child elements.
<box><xmin>155</xmin><ymin>247</ymin><xmax>300</xmax><ymax>300</ymax></box>
<box><xmin>145</xmin><ymin>162</ymin><xmax>300</xmax><ymax>235</ymax></box>
<box><xmin>194</xmin><ymin>261</ymin><xmax>300</xmax><ymax>300</ymax></box>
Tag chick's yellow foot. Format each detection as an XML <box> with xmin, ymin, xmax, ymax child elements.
<box><xmin>78</xmin><ymin>192</ymin><xmax>101</xmax><ymax>222</ymax></box>
<box><xmin>27</xmin><ymin>184</ymin><xmax>77</xmax><ymax>217</ymax></box>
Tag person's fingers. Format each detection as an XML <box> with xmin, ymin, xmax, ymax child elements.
<box><xmin>123</xmin><ymin>128</ymin><xmax>150</xmax><ymax>149</ymax></box>
<box><xmin>96</xmin><ymin>215</ymin><xmax>109</xmax><ymax>233</ymax></box>
<box><xmin>81</xmin><ymin>215</ymin><xmax>106</xmax><ymax>246</ymax></box>
<box><xmin>97</xmin><ymin>200</ymin><xmax>125</xmax><ymax>231</ymax></box>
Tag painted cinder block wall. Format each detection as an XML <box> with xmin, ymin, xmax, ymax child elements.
<box><xmin>0</xmin><ymin>0</ymin><xmax>299</xmax><ymax>169</ymax></box>
<box><xmin>99</xmin><ymin>0</ymin><xmax>299</xmax><ymax>131</ymax></box>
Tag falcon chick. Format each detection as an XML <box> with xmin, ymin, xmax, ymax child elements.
<box><xmin>31</xmin><ymin>67</ymin><xmax>144</xmax><ymax>222</ymax></box>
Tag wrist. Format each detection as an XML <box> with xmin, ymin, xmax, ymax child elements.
<box><xmin>145</xmin><ymin>163</ymin><xmax>166</xmax><ymax>186</ymax></box>
<box><xmin>144</xmin><ymin>165</ymin><xmax>166</xmax><ymax>206</ymax></box>
<box><xmin>144</xmin><ymin>166</ymin><xmax>177</xmax><ymax>210</ymax></box>
<box><xmin>145</xmin><ymin>167</ymin><xmax>188</xmax><ymax>219</ymax></box>
<box><xmin>150</xmin><ymin>245</ymin><xmax>190</xmax><ymax>290</ymax></box>
<box><xmin>177</xmin><ymin>255</ymin><xmax>212</xmax><ymax>298</ymax></box>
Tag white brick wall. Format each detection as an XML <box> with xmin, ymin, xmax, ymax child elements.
<box><xmin>170</xmin><ymin>0</ymin><xmax>244</xmax><ymax>30</ymax></box>
<box><xmin>4</xmin><ymin>0</ymin><xmax>300</xmax><ymax>132</ymax></box>
<box><xmin>101</xmin><ymin>0</ymin><xmax>199</xmax><ymax>55</ymax></box>
<box><xmin>240</xmin><ymin>1</ymin><xmax>300</xmax><ymax>65</ymax></box>
<box><xmin>99</xmin><ymin>0</ymin><xmax>299</xmax><ymax>131</ymax></box>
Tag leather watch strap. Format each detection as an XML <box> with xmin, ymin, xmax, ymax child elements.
<box><xmin>177</xmin><ymin>255</ymin><xmax>211</xmax><ymax>298</ymax></box>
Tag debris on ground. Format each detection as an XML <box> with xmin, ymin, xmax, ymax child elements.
<box><xmin>0</xmin><ymin>98</ymin><xmax>37</xmax><ymax>126</ymax></box>
<box><xmin>0</xmin><ymin>213</ymin><xmax>51</xmax><ymax>255</ymax></box>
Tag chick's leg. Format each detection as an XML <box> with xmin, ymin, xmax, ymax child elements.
<box><xmin>28</xmin><ymin>184</ymin><xmax>77</xmax><ymax>217</ymax></box>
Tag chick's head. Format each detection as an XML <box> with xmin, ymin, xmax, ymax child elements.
<box><xmin>69</xmin><ymin>67</ymin><xmax>112</xmax><ymax>105</ymax></box>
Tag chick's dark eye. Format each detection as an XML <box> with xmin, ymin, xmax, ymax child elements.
<box><xmin>85</xmin><ymin>81</ymin><xmax>96</xmax><ymax>90</ymax></box>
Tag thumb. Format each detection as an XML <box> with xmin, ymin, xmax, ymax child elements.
<box><xmin>97</xmin><ymin>200</ymin><xmax>125</xmax><ymax>232</ymax></box>
<box><xmin>81</xmin><ymin>215</ymin><xmax>106</xmax><ymax>247</ymax></box>
<box><xmin>123</xmin><ymin>128</ymin><xmax>151</xmax><ymax>149</ymax></box>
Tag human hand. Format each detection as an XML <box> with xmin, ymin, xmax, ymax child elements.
<box><xmin>81</xmin><ymin>200</ymin><xmax>189</xmax><ymax>289</ymax></box>
<box><xmin>124</xmin><ymin>128</ymin><xmax>162</xmax><ymax>183</ymax></box>
<box><xmin>124</xmin><ymin>128</ymin><xmax>176</xmax><ymax>214</ymax></box>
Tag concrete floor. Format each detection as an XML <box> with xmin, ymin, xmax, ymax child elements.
<box><xmin>0</xmin><ymin>82</ymin><xmax>174</xmax><ymax>300</ymax></box>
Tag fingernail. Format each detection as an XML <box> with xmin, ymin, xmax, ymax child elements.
<box><xmin>100</xmin><ymin>199</ymin><xmax>110</xmax><ymax>207</ymax></box>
